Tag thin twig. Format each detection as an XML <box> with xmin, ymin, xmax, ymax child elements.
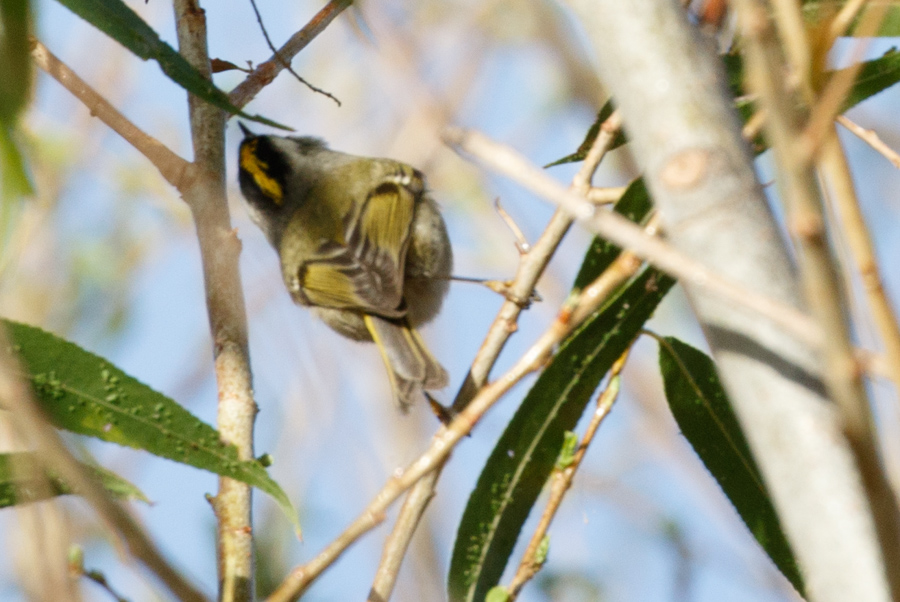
<box><xmin>828</xmin><ymin>0</ymin><xmax>872</xmax><ymax>44</ymax></box>
<box><xmin>173</xmin><ymin>2</ymin><xmax>257</xmax><ymax>601</ymax></box>
<box><xmin>507</xmin><ymin>348</ymin><xmax>631</xmax><ymax>600</ymax></box>
<box><xmin>495</xmin><ymin>197</ymin><xmax>532</xmax><ymax>253</ymax></box>
<box><xmin>366</xmin><ymin>109</ymin><xmax>625</xmax><ymax>602</ymax></box>
<box><xmin>267</xmin><ymin>210</ymin><xmax>655</xmax><ymax>602</ymax></box>
<box><xmin>244</xmin><ymin>0</ymin><xmax>340</xmax><ymax>105</ymax></box>
<box><xmin>837</xmin><ymin>115</ymin><xmax>900</xmax><ymax>170</ymax></box>
<box><xmin>442</xmin><ymin>127</ymin><xmax>822</xmax><ymax>346</ymax></box>
<box><xmin>819</xmin><ymin>131</ymin><xmax>900</xmax><ymax>436</ymax></box>
<box><xmin>0</xmin><ymin>328</ymin><xmax>209</xmax><ymax>602</ymax></box>
<box><xmin>587</xmin><ymin>185</ymin><xmax>628</xmax><ymax>204</ymax></box>
<box><xmin>229</xmin><ymin>0</ymin><xmax>352</xmax><ymax>110</ymax></box>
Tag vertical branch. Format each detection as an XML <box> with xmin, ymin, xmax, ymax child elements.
<box><xmin>563</xmin><ymin>0</ymin><xmax>893</xmax><ymax>600</ymax></box>
<box><xmin>736</xmin><ymin>1</ymin><xmax>900</xmax><ymax>597</ymax></box>
<box><xmin>172</xmin><ymin>2</ymin><xmax>257</xmax><ymax>601</ymax></box>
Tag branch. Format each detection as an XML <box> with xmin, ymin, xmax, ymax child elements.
<box><xmin>838</xmin><ymin>115</ymin><xmax>900</xmax><ymax>170</ymax></box>
<box><xmin>443</xmin><ymin>127</ymin><xmax>821</xmax><ymax>346</ymax></box>
<box><xmin>228</xmin><ymin>0</ymin><xmax>352</xmax><ymax>110</ymax></box>
<box><xmin>737</xmin><ymin>0</ymin><xmax>900</xmax><ymax>597</ymax></box>
<box><xmin>564</xmin><ymin>0</ymin><xmax>894</xmax><ymax>599</ymax></box>
<box><xmin>173</xmin><ymin>2</ymin><xmax>257</xmax><ymax>601</ymax></box>
<box><xmin>30</xmin><ymin>40</ymin><xmax>193</xmax><ymax>191</ymax></box>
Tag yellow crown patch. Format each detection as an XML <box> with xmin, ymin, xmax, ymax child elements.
<box><xmin>240</xmin><ymin>140</ymin><xmax>284</xmax><ymax>205</ymax></box>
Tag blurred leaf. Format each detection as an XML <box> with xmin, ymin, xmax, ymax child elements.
<box><xmin>657</xmin><ymin>336</ymin><xmax>804</xmax><ymax>594</ymax></box>
<box><xmin>803</xmin><ymin>1</ymin><xmax>900</xmax><ymax>37</ymax></box>
<box><xmin>448</xmin><ymin>178</ymin><xmax>664</xmax><ymax>602</ymax></box>
<box><xmin>2</xmin><ymin>319</ymin><xmax>301</xmax><ymax>533</ymax></box>
<box><xmin>52</xmin><ymin>0</ymin><xmax>289</xmax><ymax>130</ymax></box>
<box><xmin>839</xmin><ymin>47</ymin><xmax>900</xmax><ymax>111</ymax></box>
<box><xmin>0</xmin><ymin>451</ymin><xmax>149</xmax><ymax>507</ymax></box>
<box><xmin>545</xmin><ymin>99</ymin><xmax>626</xmax><ymax>167</ymax></box>
<box><xmin>0</xmin><ymin>125</ymin><xmax>32</xmax><ymax>200</ymax></box>
<box><xmin>0</xmin><ymin>0</ymin><xmax>30</xmax><ymax>124</ymax></box>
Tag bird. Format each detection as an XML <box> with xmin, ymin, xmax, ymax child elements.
<box><xmin>237</xmin><ymin>124</ymin><xmax>452</xmax><ymax>410</ymax></box>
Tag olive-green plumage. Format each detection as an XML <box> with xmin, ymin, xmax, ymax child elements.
<box><xmin>237</xmin><ymin>125</ymin><xmax>452</xmax><ymax>409</ymax></box>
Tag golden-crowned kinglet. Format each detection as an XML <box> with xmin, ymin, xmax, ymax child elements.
<box><xmin>237</xmin><ymin>124</ymin><xmax>452</xmax><ymax>410</ymax></box>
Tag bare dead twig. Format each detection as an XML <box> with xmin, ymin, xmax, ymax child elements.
<box><xmin>244</xmin><ymin>0</ymin><xmax>341</xmax><ymax>106</ymax></box>
<box><xmin>228</xmin><ymin>0</ymin><xmax>352</xmax><ymax>110</ymax></box>
<box><xmin>837</xmin><ymin>115</ymin><xmax>900</xmax><ymax>170</ymax></box>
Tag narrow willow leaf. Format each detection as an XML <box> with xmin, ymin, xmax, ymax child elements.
<box><xmin>52</xmin><ymin>0</ymin><xmax>289</xmax><ymax>130</ymax></box>
<box><xmin>839</xmin><ymin>48</ymin><xmax>900</xmax><ymax>111</ymax></box>
<box><xmin>448</xmin><ymin>268</ymin><xmax>675</xmax><ymax>601</ymax></box>
<box><xmin>2</xmin><ymin>319</ymin><xmax>300</xmax><ymax>533</ymax></box>
<box><xmin>657</xmin><ymin>336</ymin><xmax>804</xmax><ymax>594</ymax></box>
<box><xmin>0</xmin><ymin>451</ymin><xmax>149</xmax><ymax>507</ymax></box>
<box><xmin>0</xmin><ymin>0</ymin><xmax>34</xmax><ymax>200</ymax></box>
<box><xmin>544</xmin><ymin>99</ymin><xmax>626</xmax><ymax>167</ymax></box>
<box><xmin>0</xmin><ymin>0</ymin><xmax>30</xmax><ymax>125</ymax></box>
<box><xmin>448</xmin><ymin>177</ymin><xmax>661</xmax><ymax>602</ymax></box>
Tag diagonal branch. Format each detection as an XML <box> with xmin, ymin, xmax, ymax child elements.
<box><xmin>228</xmin><ymin>0</ymin><xmax>352</xmax><ymax>110</ymax></box>
<box><xmin>30</xmin><ymin>39</ymin><xmax>194</xmax><ymax>192</ymax></box>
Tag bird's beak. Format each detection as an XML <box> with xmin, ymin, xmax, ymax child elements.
<box><xmin>238</xmin><ymin>122</ymin><xmax>255</xmax><ymax>138</ymax></box>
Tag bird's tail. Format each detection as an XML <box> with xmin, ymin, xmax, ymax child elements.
<box><xmin>364</xmin><ymin>315</ymin><xmax>448</xmax><ymax>411</ymax></box>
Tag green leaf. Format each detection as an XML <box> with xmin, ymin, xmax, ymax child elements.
<box><xmin>448</xmin><ymin>177</ymin><xmax>663</xmax><ymax>602</ymax></box>
<box><xmin>555</xmin><ymin>431</ymin><xmax>578</xmax><ymax>470</ymax></box>
<box><xmin>52</xmin><ymin>0</ymin><xmax>289</xmax><ymax>130</ymax></box>
<box><xmin>2</xmin><ymin>319</ymin><xmax>300</xmax><ymax>533</ymax></box>
<box><xmin>0</xmin><ymin>0</ymin><xmax>30</xmax><ymax>125</ymax></box>
<box><xmin>0</xmin><ymin>124</ymin><xmax>33</xmax><ymax>200</ymax></box>
<box><xmin>544</xmin><ymin>99</ymin><xmax>626</xmax><ymax>167</ymax></box>
<box><xmin>657</xmin><ymin>336</ymin><xmax>804</xmax><ymax>594</ymax></box>
<box><xmin>0</xmin><ymin>451</ymin><xmax>149</xmax><ymax>507</ymax></box>
<box><xmin>485</xmin><ymin>586</ymin><xmax>510</xmax><ymax>602</ymax></box>
<box><xmin>448</xmin><ymin>267</ymin><xmax>675</xmax><ymax>601</ymax></box>
<box><xmin>0</xmin><ymin>0</ymin><xmax>34</xmax><ymax>201</ymax></box>
<box><xmin>571</xmin><ymin>178</ymin><xmax>651</xmax><ymax>290</ymax></box>
<box><xmin>839</xmin><ymin>48</ymin><xmax>900</xmax><ymax>112</ymax></box>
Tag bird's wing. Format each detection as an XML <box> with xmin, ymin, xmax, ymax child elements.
<box><xmin>295</xmin><ymin>171</ymin><xmax>418</xmax><ymax>317</ymax></box>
